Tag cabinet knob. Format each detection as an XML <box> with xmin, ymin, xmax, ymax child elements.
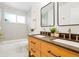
<box><xmin>31</xmin><ymin>41</ymin><xmax>36</xmax><ymax>44</ymax></box>
<box><xmin>31</xmin><ymin>48</ymin><xmax>36</xmax><ymax>53</ymax></box>
<box><xmin>48</xmin><ymin>51</ymin><xmax>61</xmax><ymax>57</ymax></box>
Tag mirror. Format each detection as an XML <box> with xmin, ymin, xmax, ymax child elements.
<box><xmin>58</xmin><ymin>2</ymin><xmax>79</xmax><ymax>26</ymax></box>
<box><xmin>41</xmin><ymin>2</ymin><xmax>55</xmax><ymax>27</ymax></box>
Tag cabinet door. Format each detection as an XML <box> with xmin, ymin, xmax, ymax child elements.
<box><xmin>33</xmin><ymin>38</ymin><xmax>41</xmax><ymax>51</ymax></box>
<box><xmin>29</xmin><ymin>47</ymin><xmax>40</xmax><ymax>57</ymax></box>
<box><xmin>29</xmin><ymin>36</ymin><xmax>41</xmax><ymax>57</ymax></box>
<box><xmin>49</xmin><ymin>43</ymin><xmax>79</xmax><ymax>57</ymax></box>
<box><xmin>28</xmin><ymin>37</ymin><xmax>35</xmax><ymax>51</ymax></box>
<box><xmin>41</xmin><ymin>41</ymin><xmax>57</xmax><ymax>57</ymax></box>
<box><xmin>29</xmin><ymin>36</ymin><xmax>40</xmax><ymax>50</ymax></box>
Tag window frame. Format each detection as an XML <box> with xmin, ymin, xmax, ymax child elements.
<box><xmin>4</xmin><ymin>12</ymin><xmax>26</xmax><ymax>24</ymax></box>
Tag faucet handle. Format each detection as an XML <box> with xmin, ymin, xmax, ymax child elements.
<box><xmin>63</xmin><ymin>34</ymin><xmax>65</xmax><ymax>39</ymax></box>
<box><xmin>76</xmin><ymin>36</ymin><xmax>79</xmax><ymax>41</ymax></box>
<box><xmin>68</xmin><ymin>28</ymin><xmax>71</xmax><ymax>40</ymax></box>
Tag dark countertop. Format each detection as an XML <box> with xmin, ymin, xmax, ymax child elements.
<box><xmin>29</xmin><ymin>34</ymin><xmax>79</xmax><ymax>54</ymax></box>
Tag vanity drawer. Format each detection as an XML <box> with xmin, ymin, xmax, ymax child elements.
<box><xmin>49</xmin><ymin>43</ymin><xmax>79</xmax><ymax>57</ymax></box>
<box><xmin>30</xmin><ymin>47</ymin><xmax>40</xmax><ymax>57</ymax></box>
<box><xmin>29</xmin><ymin>37</ymin><xmax>41</xmax><ymax>50</ymax></box>
<box><xmin>41</xmin><ymin>40</ymin><xmax>79</xmax><ymax>57</ymax></box>
<box><xmin>59</xmin><ymin>47</ymin><xmax>79</xmax><ymax>57</ymax></box>
<box><xmin>41</xmin><ymin>47</ymin><xmax>55</xmax><ymax>57</ymax></box>
<box><xmin>29</xmin><ymin>48</ymin><xmax>35</xmax><ymax>57</ymax></box>
<box><xmin>41</xmin><ymin>41</ymin><xmax>58</xmax><ymax>57</ymax></box>
<box><xmin>29</xmin><ymin>39</ymin><xmax>36</xmax><ymax>48</ymax></box>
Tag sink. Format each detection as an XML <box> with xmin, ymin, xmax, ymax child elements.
<box><xmin>52</xmin><ymin>39</ymin><xmax>79</xmax><ymax>48</ymax></box>
<box><xmin>34</xmin><ymin>35</ymin><xmax>46</xmax><ymax>38</ymax></box>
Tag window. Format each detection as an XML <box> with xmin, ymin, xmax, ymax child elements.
<box><xmin>4</xmin><ymin>13</ymin><xmax>26</xmax><ymax>24</ymax></box>
<box><xmin>4</xmin><ymin>13</ymin><xmax>16</xmax><ymax>23</ymax></box>
<box><xmin>17</xmin><ymin>16</ymin><xmax>25</xmax><ymax>24</ymax></box>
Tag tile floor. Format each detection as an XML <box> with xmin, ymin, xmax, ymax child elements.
<box><xmin>0</xmin><ymin>39</ymin><xmax>28</xmax><ymax>57</ymax></box>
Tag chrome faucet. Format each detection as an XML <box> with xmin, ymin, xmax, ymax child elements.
<box><xmin>76</xmin><ymin>36</ymin><xmax>79</xmax><ymax>41</ymax></box>
<box><xmin>63</xmin><ymin>34</ymin><xmax>65</xmax><ymax>39</ymax></box>
<box><xmin>68</xmin><ymin>28</ymin><xmax>71</xmax><ymax>40</ymax></box>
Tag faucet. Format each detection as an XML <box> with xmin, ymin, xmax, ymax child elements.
<box><xmin>68</xmin><ymin>28</ymin><xmax>71</xmax><ymax>40</ymax></box>
<box><xmin>76</xmin><ymin>36</ymin><xmax>79</xmax><ymax>41</ymax></box>
<box><xmin>63</xmin><ymin>34</ymin><xmax>65</xmax><ymax>39</ymax></box>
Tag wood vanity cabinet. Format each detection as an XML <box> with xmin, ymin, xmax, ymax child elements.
<box><xmin>28</xmin><ymin>36</ymin><xmax>79</xmax><ymax>57</ymax></box>
<box><xmin>29</xmin><ymin>36</ymin><xmax>41</xmax><ymax>57</ymax></box>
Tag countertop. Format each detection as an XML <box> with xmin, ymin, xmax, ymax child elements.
<box><xmin>29</xmin><ymin>34</ymin><xmax>79</xmax><ymax>53</ymax></box>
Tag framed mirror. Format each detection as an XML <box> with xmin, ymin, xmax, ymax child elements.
<box><xmin>57</xmin><ymin>2</ymin><xmax>79</xmax><ymax>26</ymax></box>
<box><xmin>41</xmin><ymin>2</ymin><xmax>55</xmax><ymax>27</ymax></box>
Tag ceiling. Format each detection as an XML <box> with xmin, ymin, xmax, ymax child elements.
<box><xmin>0</xmin><ymin>2</ymin><xmax>41</xmax><ymax>12</ymax></box>
<box><xmin>0</xmin><ymin>2</ymin><xmax>49</xmax><ymax>12</ymax></box>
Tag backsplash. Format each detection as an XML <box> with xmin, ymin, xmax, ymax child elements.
<box><xmin>59</xmin><ymin>33</ymin><xmax>79</xmax><ymax>42</ymax></box>
<box><xmin>40</xmin><ymin>31</ymin><xmax>51</xmax><ymax>36</ymax></box>
<box><xmin>40</xmin><ymin>31</ymin><xmax>79</xmax><ymax>42</ymax></box>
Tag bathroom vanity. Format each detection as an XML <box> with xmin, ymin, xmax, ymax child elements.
<box><xmin>28</xmin><ymin>32</ymin><xmax>79</xmax><ymax>57</ymax></box>
<box><xmin>28</xmin><ymin>2</ymin><xmax>79</xmax><ymax>57</ymax></box>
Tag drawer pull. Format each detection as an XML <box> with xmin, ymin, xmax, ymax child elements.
<box><xmin>31</xmin><ymin>41</ymin><xmax>36</xmax><ymax>44</ymax></box>
<box><xmin>31</xmin><ymin>48</ymin><xmax>36</xmax><ymax>53</ymax></box>
<box><xmin>48</xmin><ymin>51</ymin><xmax>60</xmax><ymax>57</ymax></box>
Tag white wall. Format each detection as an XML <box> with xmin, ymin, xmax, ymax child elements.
<box><xmin>26</xmin><ymin>3</ymin><xmax>42</xmax><ymax>34</ymax></box>
<box><xmin>27</xmin><ymin>2</ymin><xmax>79</xmax><ymax>35</ymax></box>
<box><xmin>26</xmin><ymin>3</ymin><xmax>53</xmax><ymax>34</ymax></box>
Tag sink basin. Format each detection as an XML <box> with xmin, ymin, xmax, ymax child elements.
<box><xmin>52</xmin><ymin>39</ymin><xmax>79</xmax><ymax>48</ymax></box>
<box><xmin>34</xmin><ymin>35</ymin><xmax>46</xmax><ymax>38</ymax></box>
